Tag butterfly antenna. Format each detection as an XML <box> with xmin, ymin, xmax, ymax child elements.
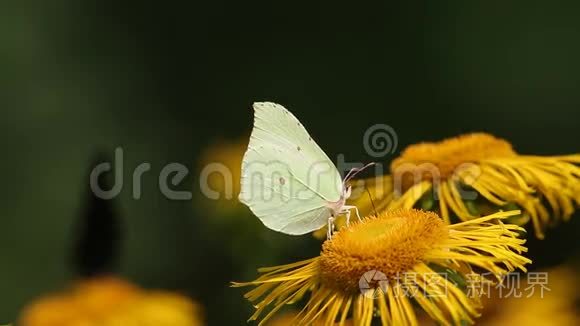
<box><xmin>365</xmin><ymin>186</ymin><xmax>378</xmax><ymax>216</ymax></box>
<box><xmin>344</xmin><ymin>162</ymin><xmax>376</xmax><ymax>183</ymax></box>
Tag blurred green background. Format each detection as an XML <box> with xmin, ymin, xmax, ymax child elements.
<box><xmin>1</xmin><ymin>1</ymin><xmax>579</xmax><ymax>324</ymax></box>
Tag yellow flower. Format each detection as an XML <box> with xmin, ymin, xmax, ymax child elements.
<box><xmin>197</xmin><ymin>138</ymin><xmax>248</xmax><ymax>213</ymax></box>
<box><xmin>233</xmin><ymin>209</ymin><xmax>530</xmax><ymax>326</ymax></box>
<box><xmin>268</xmin><ymin>311</ymin><xmax>354</xmax><ymax>326</ymax></box>
<box><xmin>417</xmin><ymin>266</ymin><xmax>580</xmax><ymax>325</ymax></box>
<box><xmin>434</xmin><ymin>265</ymin><xmax>579</xmax><ymax>326</ymax></box>
<box><xmin>19</xmin><ymin>277</ymin><xmax>204</xmax><ymax>326</ymax></box>
<box><xmin>477</xmin><ymin>265</ymin><xmax>579</xmax><ymax>326</ymax></box>
<box><xmin>352</xmin><ymin>133</ymin><xmax>580</xmax><ymax>239</ymax></box>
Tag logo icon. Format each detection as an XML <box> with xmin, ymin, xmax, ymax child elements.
<box><xmin>359</xmin><ymin>270</ymin><xmax>389</xmax><ymax>299</ymax></box>
<box><xmin>363</xmin><ymin>124</ymin><xmax>398</xmax><ymax>158</ymax></box>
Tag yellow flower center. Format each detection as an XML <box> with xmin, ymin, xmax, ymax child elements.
<box><xmin>318</xmin><ymin>209</ymin><xmax>448</xmax><ymax>293</ymax></box>
<box><xmin>390</xmin><ymin>133</ymin><xmax>516</xmax><ymax>181</ymax></box>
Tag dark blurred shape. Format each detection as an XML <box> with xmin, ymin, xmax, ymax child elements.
<box><xmin>71</xmin><ymin>152</ymin><xmax>122</xmax><ymax>277</ymax></box>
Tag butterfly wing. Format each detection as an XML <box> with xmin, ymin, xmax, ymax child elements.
<box><xmin>239</xmin><ymin>102</ymin><xmax>343</xmax><ymax>235</ymax></box>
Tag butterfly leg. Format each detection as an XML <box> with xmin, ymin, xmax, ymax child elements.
<box><xmin>327</xmin><ymin>216</ymin><xmax>335</xmax><ymax>239</ymax></box>
<box><xmin>342</xmin><ymin>205</ymin><xmax>362</xmax><ymax>222</ymax></box>
<box><xmin>344</xmin><ymin>209</ymin><xmax>351</xmax><ymax>227</ymax></box>
<box><xmin>353</xmin><ymin>206</ymin><xmax>362</xmax><ymax>221</ymax></box>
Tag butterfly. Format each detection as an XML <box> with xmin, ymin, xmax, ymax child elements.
<box><xmin>239</xmin><ymin>102</ymin><xmax>373</xmax><ymax>238</ymax></box>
